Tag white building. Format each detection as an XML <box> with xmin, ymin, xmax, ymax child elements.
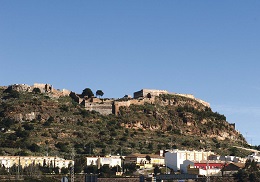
<box><xmin>124</xmin><ymin>153</ymin><xmax>165</xmax><ymax>166</ymax></box>
<box><xmin>247</xmin><ymin>153</ymin><xmax>260</xmax><ymax>162</ymax></box>
<box><xmin>209</xmin><ymin>155</ymin><xmax>244</xmax><ymax>163</ymax></box>
<box><xmin>180</xmin><ymin>160</ymin><xmax>223</xmax><ymax>176</ymax></box>
<box><xmin>165</xmin><ymin>150</ymin><xmax>214</xmax><ymax>171</ymax></box>
<box><xmin>86</xmin><ymin>156</ymin><xmax>122</xmax><ymax>168</ymax></box>
<box><xmin>0</xmin><ymin>156</ymin><xmax>73</xmax><ymax>169</ymax></box>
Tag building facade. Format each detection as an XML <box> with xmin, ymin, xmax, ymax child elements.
<box><xmin>124</xmin><ymin>153</ymin><xmax>165</xmax><ymax>166</ymax></box>
<box><xmin>133</xmin><ymin>89</ymin><xmax>168</xmax><ymax>99</ymax></box>
<box><xmin>86</xmin><ymin>156</ymin><xmax>122</xmax><ymax>168</ymax></box>
<box><xmin>165</xmin><ymin>150</ymin><xmax>215</xmax><ymax>171</ymax></box>
<box><xmin>0</xmin><ymin>156</ymin><xmax>73</xmax><ymax>169</ymax></box>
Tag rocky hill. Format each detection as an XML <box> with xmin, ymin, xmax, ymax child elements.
<box><xmin>0</xmin><ymin>85</ymin><xmax>250</xmax><ymax>159</ymax></box>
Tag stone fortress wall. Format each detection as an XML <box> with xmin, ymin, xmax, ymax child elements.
<box><xmin>134</xmin><ymin>89</ymin><xmax>210</xmax><ymax>108</ymax></box>
<box><xmin>33</xmin><ymin>83</ymin><xmax>53</xmax><ymax>93</ymax></box>
<box><xmin>174</xmin><ymin>93</ymin><xmax>210</xmax><ymax>108</ymax></box>
<box><xmin>6</xmin><ymin>84</ymin><xmax>210</xmax><ymax>115</ymax></box>
<box><xmin>78</xmin><ymin>89</ymin><xmax>210</xmax><ymax>115</ymax></box>
<box><xmin>133</xmin><ymin>89</ymin><xmax>168</xmax><ymax>99</ymax></box>
<box><xmin>113</xmin><ymin>99</ymin><xmax>145</xmax><ymax>115</ymax></box>
<box><xmin>83</xmin><ymin>98</ymin><xmax>114</xmax><ymax>115</ymax></box>
<box><xmin>8</xmin><ymin>83</ymin><xmax>71</xmax><ymax>97</ymax></box>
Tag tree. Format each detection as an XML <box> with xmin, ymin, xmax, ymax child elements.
<box><xmin>147</xmin><ymin>93</ymin><xmax>152</xmax><ymax>98</ymax></box>
<box><xmin>124</xmin><ymin>163</ymin><xmax>137</xmax><ymax>174</ymax></box>
<box><xmin>244</xmin><ymin>159</ymin><xmax>258</xmax><ymax>172</ymax></box>
<box><xmin>84</xmin><ymin>165</ymin><xmax>98</xmax><ymax>174</ymax></box>
<box><xmin>154</xmin><ymin>165</ymin><xmax>161</xmax><ymax>175</ymax></box>
<box><xmin>234</xmin><ymin>159</ymin><xmax>260</xmax><ymax>182</ymax></box>
<box><xmin>82</xmin><ymin>88</ymin><xmax>94</xmax><ymax>98</ymax></box>
<box><xmin>234</xmin><ymin>169</ymin><xmax>249</xmax><ymax>182</ymax></box>
<box><xmin>32</xmin><ymin>88</ymin><xmax>41</xmax><ymax>94</ymax></box>
<box><xmin>96</xmin><ymin>90</ymin><xmax>104</xmax><ymax>98</ymax></box>
<box><xmin>145</xmin><ymin>155</ymin><xmax>151</xmax><ymax>164</ymax></box>
<box><xmin>61</xmin><ymin>167</ymin><xmax>69</xmax><ymax>174</ymax></box>
<box><xmin>74</xmin><ymin>156</ymin><xmax>87</xmax><ymax>173</ymax></box>
<box><xmin>4</xmin><ymin>89</ymin><xmax>20</xmax><ymax>99</ymax></box>
<box><xmin>29</xmin><ymin>143</ymin><xmax>41</xmax><ymax>152</ymax></box>
<box><xmin>99</xmin><ymin>164</ymin><xmax>112</xmax><ymax>177</ymax></box>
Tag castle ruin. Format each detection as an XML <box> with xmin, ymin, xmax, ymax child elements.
<box><xmin>5</xmin><ymin>84</ymin><xmax>210</xmax><ymax>115</ymax></box>
<box><xmin>7</xmin><ymin>83</ymin><xmax>71</xmax><ymax>97</ymax></box>
<box><xmin>72</xmin><ymin>88</ymin><xmax>210</xmax><ymax>115</ymax></box>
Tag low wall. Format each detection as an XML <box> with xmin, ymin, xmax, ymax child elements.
<box><xmin>84</xmin><ymin>102</ymin><xmax>113</xmax><ymax>115</ymax></box>
<box><xmin>113</xmin><ymin>99</ymin><xmax>145</xmax><ymax>115</ymax></box>
<box><xmin>134</xmin><ymin>89</ymin><xmax>168</xmax><ymax>99</ymax></box>
<box><xmin>98</xmin><ymin>178</ymin><xmax>139</xmax><ymax>182</ymax></box>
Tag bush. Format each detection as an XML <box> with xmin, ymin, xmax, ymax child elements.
<box><xmin>32</xmin><ymin>88</ymin><xmax>41</xmax><ymax>94</ymax></box>
<box><xmin>29</xmin><ymin>143</ymin><xmax>41</xmax><ymax>152</ymax></box>
<box><xmin>61</xmin><ymin>167</ymin><xmax>69</xmax><ymax>174</ymax></box>
<box><xmin>4</xmin><ymin>88</ymin><xmax>20</xmax><ymax>98</ymax></box>
<box><xmin>60</xmin><ymin>105</ymin><xmax>69</xmax><ymax>112</ymax></box>
<box><xmin>23</xmin><ymin>123</ymin><xmax>34</xmax><ymax>130</ymax></box>
<box><xmin>55</xmin><ymin>142</ymin><xmax>69</xmax><ymax>152</ymax></box>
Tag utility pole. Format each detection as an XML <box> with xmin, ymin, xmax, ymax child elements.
<box><xmin>17</xmin><ymin>156</ymin><xmax>20</xmax><ymax>180</ymax></box>
<box><xmin>165</xmin><ymin>161</ymin><xmax>167</xmax><ymax>174</ymax></box>
<box><xmin>71</xmin><ymin>148</ymin><xmax>75</xmax><ymax>182</ymax></box>
<box><xmin>206</xmin><ymin>160</ymin><xmax>210</xmax><ymax>182</ymax></box>
<box><xmin>17</xmin><ymin>148</ymin><xmax>20</xmax><ymax>180</ymax></box>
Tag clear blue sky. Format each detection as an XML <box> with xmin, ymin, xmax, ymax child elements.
<box><xmin>1</xmin><ymin>1</ymin><xmax>260</xmax><ymax>145</ymax></box>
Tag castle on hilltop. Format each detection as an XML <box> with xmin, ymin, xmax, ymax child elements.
<box><xmin>6</xmin><ymin>84</ymin><xmax>210</xmax><ymax>116</ymax></box>
<box><xmin>71</xmin><ymin>88</ymin><xmax>210</xmax><ymax>115</ymax></box>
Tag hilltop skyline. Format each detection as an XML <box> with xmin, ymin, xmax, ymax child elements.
<box><xmin>1</xmin><ymin>1</ymin><xmax>260</xmax><ymax>145</ymax></box>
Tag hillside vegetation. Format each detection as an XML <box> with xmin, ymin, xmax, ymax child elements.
<box><xmin>0</xmin><ymin>87</ymin><xmax>250</xmax><ymax>159</ymax></box>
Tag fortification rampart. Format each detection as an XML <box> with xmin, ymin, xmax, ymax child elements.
<box><xmin>33</xmin><ymin>83</ymin><xmax>53</xmax><ymax>93</ymax></box>
<box><xmin>194</xmin><ymin>98</ymin><xmax>210</xmax><ymax>108</ymax></box>
<box><xmin>70</xmin><ymin>92</ymin><xmax>84</xmax><ymax>104</ymax></box>
<box><xmin>61</xmin><ymin>89</ymin><xmax>71</xmax><ymax>96</ymax></box>
<box><xmin>134</xmin><ymin>89</ymin><xmax>168</xmax><ymax>99</ymax></box>
<box><xmin>84</xmin><ymin>102</ymin><xmax>113</xmax><ymax>115</ymax></box>
<box><xmin>113</xmin><ymin>99</ymin><xmax>145</xmax><ymax>115</ymax></box>
<box><xmin>134</xmin><ymin>89</ymin><xmax>210</xmax><ymax>108</ymax></box>
<box><xmin>7</xmin><ymin>83</ymin><xmax>71</xmax><ymax>97</ymax></box>
<box><xmin>6</xmin><ymin>84</ymin><xmax>210</xmax><ymax>114</ymax></box>
<box><xmin>174</xmin><ymin>93</ymin><xmax>195</xmax><ymax>99</ymax></box>
<box><xmin>69</xmin><ymin>88</ymin><xmax>210</xmax><ymax>115</ymax></box>
<box><xmin>173</xmin><ymin>93</ymin><xmax>210</xmax><ymax>107</ymax></box>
